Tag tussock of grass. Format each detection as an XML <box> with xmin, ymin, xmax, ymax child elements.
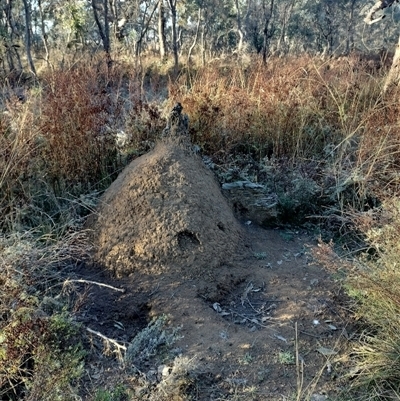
<box><xmin>0</xmin><ymin>54</ymin><xmax>387</xmax><ymax>232</ymax></box>
<box><xmin>315</xmin><ymin>200</ymin><xmax>400</xmax><ymax>400</ymax></box>
<box><xmin>344</xmin><ymin>200</ymin><xmax>400</xmax><ymax>399</ymax></box>
<box><xmin>0</xmin><ymin>61</ymin><xmax>165</xmax><ymax>233</ymax></box>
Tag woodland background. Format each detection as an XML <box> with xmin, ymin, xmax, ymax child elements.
<box><xmin>2</xmin><ymin>0</ymin><xmax>400</xmax><ymax>75</ymax></box>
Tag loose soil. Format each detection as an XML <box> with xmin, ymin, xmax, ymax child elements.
<box><xmin>77</xmin><ymin>137</ymin><xmax>352</xmax><ymax>400</ymax></box>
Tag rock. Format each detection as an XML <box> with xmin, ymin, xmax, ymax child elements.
<box><xmin>222</xmin><ymin>181</ymin><xmax>264</xmax><ymax>190</ymax></box>
<box><xmin>310</xmin><ymin>395</ymin><xmax>328</xmax><ymax>401</ymax></box>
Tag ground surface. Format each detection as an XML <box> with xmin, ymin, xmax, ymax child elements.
<box><xmin>76</xmin><ymin>224</ymin><xmax>350</xmax><ymax>400</ymax></box>
<box><xmin>76</xmin><ymin>135</ymin><xmax>351</xmax><ymax>400</ymax></box>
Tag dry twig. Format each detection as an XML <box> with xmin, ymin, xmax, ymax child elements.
<box><xmin>64</xmin><ymin>279</ymin><xmax>125</xmax><ymax>293</ymax></box>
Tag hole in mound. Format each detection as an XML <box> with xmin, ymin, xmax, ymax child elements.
<box><xmin>176</xmin><ymin>230</ymin><xmax>200</xmax><ymax>251</ymax></box>
<box><xmin>217</xmin><ymin>222</ymin><xmax>225</xmax><ymax>231</ymax></box>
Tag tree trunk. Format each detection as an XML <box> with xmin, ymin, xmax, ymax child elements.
<box><xmin>276</xmin><ymin>0</ymin><xmax>294</xmax><ymax>54</ymax></box>
<box><xmin>4</xmin><ymin>0</ymin><xmax>23</xmax><ymax>72</ymax></box>
<box><xmin>234</xmin><ymin>0</ymin><xmax>244</xmax><ymax>54</ymax></box>
<box><xmin>345</xmin><ymin>0</ymin><xmax>357</xmax><ymax>54</ymax></box>
<box><xmin>135</xmin><ymin>1</ymin><xmax>159</xmax><ymax>57</ymax></box>
<box><xmin>38</xmin><ymin>0</ymin><xmax>50</xmax><ymax>66</ymax></box>
<box><xmin>384</xmin><ymin>34</ymin><xmax>400</xmax><ymax>92</ymax></box>
<box><xmin>167</xmin><ymin>0</ymin><xmax>179</xmax><ymax>74</ymax></box>
<box><xmin>158</xmin><ymin>0</ymin><xmax>167</xmax><ymax>60</ymax></box>
<box><xmin>200</xmin><ymin>23</ymin><xmax>206</xmax><ymax>66</ymax></box>
<box><xmin>363</xmin><ymin>0</ymin><xmax>399</xmax><ymax>93</ymax></box>
<box><xmin>22</xmin><ymin>0</ymin><xmax>36</xmax><ymax>75</ymax></box>
<box><xmin>109</xmin><ymin>0</ymin><xmax>118</xmax><ymax>40</ymax></box>
<box><xmin>91</xmin><ymin>0</ymin><xmax>112</xmax><ymax>67</ymax></box>
<box><xmin>187</xmin><ymin>6</ymin><xmax>201</xmax><ymax>64</ymax></box>
<box><xmin>104</xmin><ymin>0</ymin><xmax>110</xmax><ymax>61</ymax></box>
<box><xmin>262</xmin><ymin>0</ymin><xmax>275</xmax><ymax>64</ymax></box>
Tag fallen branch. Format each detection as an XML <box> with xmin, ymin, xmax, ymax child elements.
<box><xmin>86</xmin><ymin>326</ymin><xmax>127</xmax><ymax>353</ymax></box>
<box><xmin>64</xmin><ymin>279</ymin><xmax>126</xmax><ymax>293</ymax></box>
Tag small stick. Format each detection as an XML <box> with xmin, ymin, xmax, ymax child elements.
<box><xmin>64</xmin><ymin>279</ymin><xmax>126</xmax><ymax>293</ymax></box>
<box><xmin>299</xmin><ymin>330</ymin><xmax>321</xmax><ymax>339</ymax></box>
<box><xmin>86</xmin><ymin>327</ymin><xmax>127</xmax><ymax>352</ymax></box>
<box><xmin>295</xmin><ymin>322</ymin><xmax>304</xmax><ymax>401</ymax></box>
<box><xmin>228</xmin><ymin>309</ymin><xmax>279</xmax><ymax>329</ymax></box>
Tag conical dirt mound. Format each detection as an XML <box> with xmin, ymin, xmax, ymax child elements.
<box><xmin>89</xmin><ymin>105</ymin><xmax>243</xmax><ymax>277</ymax></box>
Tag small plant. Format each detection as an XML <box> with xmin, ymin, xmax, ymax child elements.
<box><xmin>238</xmin><ymin>352</ymin><xmax>253</xmax><ymax>365</ymax></box>
<box><xmin>278</xmin><ymin>351</ymin><xmax>295</xmax><ymax>365</ymax></box>
<box><xmin>125</xmin><ymin>315</ymin><xmax>180</xmax><ymax>368</ymax></box>
<box><xmin>156</xmin><ymin>356</ymin><xmax>197</xmax><ymax>399</ymax></box>
<box><xmin>94</xmin><ymin>385</ymin><xmax>128</xmax><ymax>401</ymax></box>
<box><xmin>253</xmin><ymin>252</ymin><xmax>267</xmax><ymax>260</ymax></box>
<box><xmin>0</xmin><ymin>310</ymin><xmax>85</xmax><ymax>401</ymax></box>
<box><xmin>315</xmin><ymin>199</ymin><xmax>400</xmax><ymax>400</ymax></box>
<box><xmin>279</xmin><ymin>230</ymin><xmax>295</xmax><ymax>242</ymax></box>
<box><xmin>344</xmin><ymin>201</ymin><xmax>400</xmax><ymax>399</ymax></box>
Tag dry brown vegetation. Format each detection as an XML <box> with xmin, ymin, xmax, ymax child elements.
<box><xmin>1</xmin><ymin>54</ymin><xmax>400</xmax><ymax>400</ymax></box>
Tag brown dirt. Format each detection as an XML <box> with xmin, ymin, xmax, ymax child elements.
<box><xmin>78</xmin><ymin>138</ymin><xmax>351</xmax><ymax>400</ymax></box>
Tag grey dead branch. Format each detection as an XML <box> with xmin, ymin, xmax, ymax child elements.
<box><xmin>364</xmin><ymin>0</ymin><xmax>400</xmax><ymax>92</ymax></box>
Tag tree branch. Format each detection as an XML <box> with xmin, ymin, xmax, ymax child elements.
<box><xmin>364</xmin><ymin>0</ymin><xmax>398</xmax><ymax>25</ymax></box>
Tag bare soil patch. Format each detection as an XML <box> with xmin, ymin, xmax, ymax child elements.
<box><xmin>77</xmin><ymin>225</ymin><xmax>349</xmax><ymax>400</ymax></box>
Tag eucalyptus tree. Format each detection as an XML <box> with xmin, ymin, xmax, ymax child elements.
<box><xmin>261</xmin><ymin>0</ymin><xmax>275</xmax><ymax>62</ymax></box>
<box><xmin>5</xmin><ymin>0</ymin><xmax>400</xmax><ymax>79</ymax></box>
<box><xmin>242</xmin><ymin>0</ymin><xmax>302</xmax><ymax>58</ymax></box>
<box><xmin>166</xmin><ymin>0</ymin><xmax>178</xmax><ymax>71</ymax></box>
<box><xmin>48</xmin><ymin>0</ymin><xmax>90</xmax><ymax>55</ymax></box>
<box><xmin>276</xmin><ymin>0</ymin><xmax>363</xmax><ymax>55</ymax></box>
<box><xmin>275</xmin><ymin>0</ymin><xmax>295</xmax><ymax>54</ymax></box>
<box><xmin>1</xmin><ymin>0</ymin><xmax>23</xmax><ymax>73</ymax></box>
<box><xmin>204</xmin><ymin>0</ymin><xmax>236</xmax><ymax>56</ymax></box>
<box><xmin>345</xmin><ymin>0</ymin><xmax>360</xmax><ymax>53</ymax></box>
<box><xmin>297</xmin><ymin>0</ymin><xmax>346</xmax><ymax>55</ymax></box>
<box><xmin>364</xmin><ymin>0</ymin><xmax>400</xmax><ymax>91</ymax></box>
<box><xmin>186</xmin><ymin>4</ymin><xmax>202</xmax><ymax>64</ymax></box>
<box><xmin>37</xmin><ymin>0</ymin><xmax>50</xmax><ymax>64</ymax></box>
<box><xmin>91</xmin><ymin>0</ymin><xmax>111</xmax><ymax>63</ymax></box>
<box><xmin>158</xmin><ymin>0</ymin><xmax>167</xmax><ymax>59</ymax></box>
<box><xmin>136</xmin><ymin>0</ymin><xmax>160</xmax><ymax>57</ymax></box>
<box><xmin>173</xmin><ymin>0</ymin><xmax>236</xmax><ymax>61</ymax></box>
<box><xmin>22</xmin><ymin>0</ymin><xmax>36</xmax><ymax>74</ymax></box>
<box><xmin>234</xmin><ymin>0</ymin><xmax>245</xmax><ymax>53</ymax></box>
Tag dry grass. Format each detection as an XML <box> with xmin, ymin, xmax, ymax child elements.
<box><xmin>168</xmin><ymin>55</ymin><xmax>383</xmax><ymax>163</ymax></box>
<box><xmin>0</xmin><ymin>229</ymin><xmax>91</xmax><ymax>400</ymax></box>
<box><xmin>0</xmin><ymin>54</ymin><xmax>388</xmax><ymax>232</ymax></box>
<box><xmin>0</xmin><ymin>60</ymin><xmax>166</xmax><ymax>233</ymax></box>
<box><xmin>314</xmin><ymin>201</ymin><xmax>400</xmax><ymax>400</ymax></box>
